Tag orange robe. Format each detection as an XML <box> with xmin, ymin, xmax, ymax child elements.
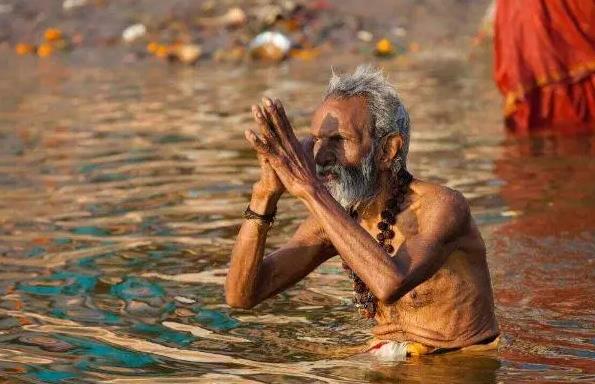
<box><xmin>494</xmin><ymin>0</ymin><xmax>595</xmax><ymax>134</ymax></box>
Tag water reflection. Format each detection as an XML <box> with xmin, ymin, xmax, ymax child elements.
<box><xmin>0</xmin><ymin>55</ymin><xmax>593</xmax><ymax>383</ymax></box>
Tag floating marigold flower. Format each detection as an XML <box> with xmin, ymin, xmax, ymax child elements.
<box><xmin>37</xmin><ymin>43</ymin><xmax>54</xmax><ymax>57</ymax></box>
<box><xmin>154</xmin><ymin>45</ymin><xmax>170</xmax><ymax>58</ymax></box>
<box><xmin>15</xmin><ymin>43</ymin><xmax>35</xmax><ymax>55</ymax></box>
<box><xmin>146</xmin><ymin>42</ymin><xmax>159</xmax><ymax>54</ymax></box>
<box><xmin>44</xmin><ymin>28</ymin><xmax>63</xmax><ymax>42</ymax></box>
<box><xmin>375</xmin><ymin>38</ymin><xmax>394</xmax><ymax>56</ymax></box>
<box><xmin>289</xmin><ymin>48</ymin><xmax>320</xmax><ymax>61</ymax></box>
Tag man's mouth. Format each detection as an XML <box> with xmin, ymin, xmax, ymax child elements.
<box><xmin>317</xmin><ymin>170</ymin><xmax>338</xmax><ymax>182</ymax></box>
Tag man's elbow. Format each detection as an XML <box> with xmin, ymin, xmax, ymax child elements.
<box><xmin>374</xmin><ymin>280</ymin><xmax>405</xmax><ymax>305</ymax></box>
<box><xmin>225</xmin><ymin>290</ymin><xmax>257</xmax><ymax>310</ymax></box>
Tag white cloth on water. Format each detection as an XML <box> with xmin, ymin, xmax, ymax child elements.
<box><xmin>369</xmin><ymin>341</ymin><xmax>409</xmax><ymax>361</ymax></box>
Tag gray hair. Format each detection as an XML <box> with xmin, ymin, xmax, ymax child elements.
<box><xmin>324</xmin><ymin>65</ymin><xmax>411</xmax><ymax>173</ymax></box>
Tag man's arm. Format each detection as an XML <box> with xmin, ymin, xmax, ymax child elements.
<box><xmin>225</xmin><ymin>103</ymin><xmax>336</xmax><ymax>309</ymax></box>
<box><xmin>303</xmin><ymin>187</ymin><xmax>470</xmax><ymax>303</ymax></box>
<box><xmin>225</xmin><ymin>192</ymin><xmax>336</xmax><ymax>309</ymax></box>
<box><xmin>245</xmin><ymin>97</ymin><xmax>471</xmax><ymax>304</ymax></box>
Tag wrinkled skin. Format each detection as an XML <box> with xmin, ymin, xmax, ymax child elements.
<box><xmin>225</xmin><ymin>96</ymin><xmax>499</xmax><ymax>349</ymax></box>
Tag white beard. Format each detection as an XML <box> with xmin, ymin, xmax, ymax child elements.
<box><xmin>317</xmin><ymin>148</ymin><xmax>378</xmax><ymax>209</ymax></box>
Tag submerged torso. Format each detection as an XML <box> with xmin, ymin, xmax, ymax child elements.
<box><xmin>373</xmin><ymin>246</ymin><xmax>499</xmax><ymax>348</ymax></box>
<box><xmin>359</xmin><ymin>182</ymin><xmax>499</xmax><ymax>349</ymax></box>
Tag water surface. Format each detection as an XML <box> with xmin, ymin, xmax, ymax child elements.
<box><xmin>0</xmin><ymin>53</ymin><xmax>593</xmax><ymax>383</ymax></box>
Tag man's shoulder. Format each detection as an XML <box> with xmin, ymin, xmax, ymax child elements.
<box><xmin>413</xmin><ymin>180</ymin><xmax>469</xmax><ymax>210</ymax></box>
<box><xmin>411</xmin><ymin>180</ymin><xmax>471</xmax><ymax>232</ymax></box>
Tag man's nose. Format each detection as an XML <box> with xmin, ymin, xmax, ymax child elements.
<box><xmin>314</xmin><ymin>144</ymin><xmax>336</xmax><ymax>167</ymax></box>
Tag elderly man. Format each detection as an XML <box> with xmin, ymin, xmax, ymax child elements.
<box><xmin>225</xmin><ymin>66</ymin><xmax>499</xmax><ymax>358</ymax></box>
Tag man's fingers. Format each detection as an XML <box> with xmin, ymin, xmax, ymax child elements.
<box><xmin>262</xmin><ymin>96</ymin><xmax>300</xmax><ymax>150</ymax></box>
<box><xmin>252</xmin><ymin>104</ymin><xmax>275</xmax><ymax>140</ymax></box>
<box><xmin>244</xmin><ymin>129</ymin><xmax>270</xmax><ymax>155</ymax></box>
<box><xmin>274</xmin><ymin>98</ymin><xmax>293</xmax><ymax>132</ymax></box>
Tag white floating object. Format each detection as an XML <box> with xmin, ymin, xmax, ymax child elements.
<box><xmin>63</xmin><ymin>0</ymin><xmax>87</xmax><ymax>11</ymax></box>
<box><xmin>122</xmin><ymin>23</ymin><xmax>147</xmax><ymax>43</ymax></box>
<box><xmin>249</xmin><ymin>31</ymin><xmax>291</xmax><ymax>61</ymax></box>
<box><xmin>357</xmin><ymin>30</ymin><xmax>373</xmax><ymax>42</ymax></box>
<box><xmin>174</xmin><ymin>296</ymin><xmax>197</xmax><ymax>304</ymax></box>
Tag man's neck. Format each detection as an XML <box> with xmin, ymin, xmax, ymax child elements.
<box><xmin>356</xmin><ymin>170</ymin><xmax>395</xmax><ymax>222</ymax></box>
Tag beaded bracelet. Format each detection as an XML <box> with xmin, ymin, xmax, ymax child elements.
<box><xmin>243</xmin><ymin>206</ymin><xmax>276</xmax><ymax>225</ymax></box>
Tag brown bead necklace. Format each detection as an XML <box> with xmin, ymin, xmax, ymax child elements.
<box><xmin>343</xmin><ymin>168</ymin><xmax>413</xmax><ymax>319</ymax></box>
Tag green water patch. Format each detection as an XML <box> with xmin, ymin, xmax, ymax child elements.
<box><xmin>71</xmin><ymin>226</ymin><xmax>111</xmax><ymax>237</ymax></box>
<box><xmin>17</xmin><ymin>272</ymin><xmax>97</xmax><ymax>296</ymax></box>
<box><xmin>90</xmin><ymin>172</ymin><xmax>128</xmax><ymax>182</ymax></box>
<box><xmin>50</xmin><ymin>307</ymin><xmax>123</xmax><ymax>325</ymax></box>
<box><xmin>78</xmin><ymin>163</ymin><xmax>100</xmax><ymax>174</ymax></box>
<box><xmin>25</xmin><ymin>246</ymin><xmax>46</xmax><ymax>257</ymax></box>
<box><xmin>111</xmin><ymin>277</ymin><xmax>165</xmax><ymax>301</ymax></box>
<box><xmin>193</xmin><ymin>308</ymin><xmax>239</xmax><ymax>331</ymax></box>
<box><xmin>28</xmin><ymin>367</ymin><xmax>77</xmax><ymax>383</ymax></box>
<box><xmin>56</xmin><ymin>335</ymin><xmax>157</xmax><ymax>368</ymax></box>
<box><xmin>132</xmin><ymin>323</ymin><xmax>196</xmax><ymax>346</ymax></box>
<box><xmin>157</xmin><ymin>134</ymin><xmax>191</xmax><ymax>143</ymax></box>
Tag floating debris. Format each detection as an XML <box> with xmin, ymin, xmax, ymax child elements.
<box><xmin>37</xmin><ymin>43</ymin><xmax>54</xmax><ymax>58</ymax></box>
<box><xmin>15</xmin><ymin>43</ymin><xmax>34</xmax><ymax>55</ymax></box>
<box><xmin>357</xmin><ymin>30</ymin><xmax>373</xmax><ymax>42</ymax></box>
<box><xmin>62</xmin><ymin>0</ymin><xmax>87</xmax><ymax>11</ymax></box>
<box><xmin>197</xmin><ymin>7</ymin><xmax>247</xmax><ymax>28</ymax></box>
<box><xmin>44</xmin><ymin>28</ymin><xmax>63</xmax><ymax>42</ymax></box>
<box><xmin>122</xmin><ymin>23</ymin><xmax>147</xmax><ymax>43</ymax></box>
<box><xmin>168</xmin><ymin>44</ymin><xmax>202</xmax><ymax>65</ymax></box>
<box><xmin>289</xmin><ymin>47</ymin><xmax>320</xmax><ymax>60</ymax></box>
<box><xmin>249</xmin><ymin>31</ymin><xmax>291</xmax><ymax>62</ymax></box>
<box><xmin>375</xmin><ymin>38</ymin><xmax>395</xmax><ymax>57</ymax></box>
<box><xmin>213</xmin><ymin>45</ymin><xmax>245</xmax><ymax>63</ymax></box>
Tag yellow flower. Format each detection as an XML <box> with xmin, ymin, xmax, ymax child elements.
<box><xmin>37</xmin><ymin>43</ymin><xmax>54</xmax><ymax>57</ymax></box>
<box><xmin>375</xmin><ymin>38</ymin><xmax>394</xmax><ymax>56</ymax></box>
<box><xmin>154</xmin><ymin>45</ymin><xmax>170</xmax><ymax>58</ymax></box>
<box><xmin>147</xmin><ymin>42</ymin><xmax>159</xmax><ymax>54</ymax></box>
<box><xmin>289</xmin><ymin>48</ymin><xmax>320</xmax><ymax>60</ymax></box>
<box><xmin>44</xmin><ymin>28</ymin><xmax>63</xmax><ymax>42</ymax></box>
<box><xmin>15</xmin><ymin>43</ymin><xmax>35</xmax><ymax>55</ymax></box>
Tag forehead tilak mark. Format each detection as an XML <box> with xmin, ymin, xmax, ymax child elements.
<box><xmin>320</xmin><ymin>113</ymin><xmax>339</xmax><ymax>134</ymax></box>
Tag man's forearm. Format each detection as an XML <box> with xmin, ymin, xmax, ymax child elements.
<box><xmin>302</xmin><ymin>186</ymin><xmax>404</xmax><ymax>301</ymax></box>
<box><xmin>225</xmin><ymin>186</ymin><xmax>279</xmax><ymax>308</ymax></box>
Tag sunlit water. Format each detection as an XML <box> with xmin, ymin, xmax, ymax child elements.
<box><xmin>0</xmin><ymin>51</ymin><xmax>593</xmax><ymax>383</ymax></box>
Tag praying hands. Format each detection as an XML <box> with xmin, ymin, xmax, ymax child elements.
<box><xmin>246</xmin><ymin>97</ymin><xmax>320</xmax><ymax>201</ymax></box>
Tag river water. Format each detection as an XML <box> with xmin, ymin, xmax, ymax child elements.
<box><xmin>0</xmin><ymin>52</ymin><xmax>593</xmax><ymax>383</ymax></box>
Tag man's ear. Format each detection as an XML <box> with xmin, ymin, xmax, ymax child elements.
<box><xmin>378</xmin><ymin>133</ymin><xmax>403</xmax><ymax>170</ymax></box>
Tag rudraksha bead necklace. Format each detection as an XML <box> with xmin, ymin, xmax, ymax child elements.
<box><xmin>343</xmin><ymin>168</ymin><xmax>413</xmax><ymax>319</ymax></box>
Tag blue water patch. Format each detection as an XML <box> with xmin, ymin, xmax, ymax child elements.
<box><xmin>28</xmin><ymin>367</ymin><xmax>77</xmax><ymax>383</ymax></box>
<box><xmin>54</xmin><ymin>237</ymin><xmax>72</xmax><ymax>245</ymax></box>
<box><xmin>519</xmin><ymin>362</ymin><xmax>553</xmax><ymax>371</ymax></box>
<box><xmin>133</xmin><ymin>323</ymin><xmax>196</xmax><ymax>346</ymax></box>
<box><xmin>57</xmin><ymin>335</ymin><xmax>157</xmax><ymax>368</ymax></box>
<box><xmin>51</xmin><ymin>307</ymin><xmax>122</xmax><ymax>325</ymax></box>
<box><xmin>158</xmin><ymin>134</ymin><xmax>190</xmax><ymax>143</ymax></box>
<box><xmin>90</xmin><ymin>172</ymin><xmax>128</xmax><ymax>182</ymax></box>
<box><xmin>111</xmin><ymin>277</ymin><xmax>165</xmax><ymax>301</ymax></box>
<box><xmin>26</xmin><ymin>246</ymin><xmax>46</xmax><ymax>257</ymax></box>
<box><xmin>556</xmin><ymin>347</ymin><xmax>595</xmax><ymax>359</ymax></box>
<box><xmin>194</xmin><ymin>308</ymin><xmax>239</xmax><ymax>331</ymax></box>
<box><xmin>71</xmin><ymin>226</ymin><xmax>110</xmax><ymax>237</ymax></box>
<box><xmin>17</xmin><ymin>272</ymin><xmax>97</xmax><ymax>296</ymax></box>
<box><xmin>78</xmin><ymin>163</ymin><xmax>100</xmax><ymax>174</ymax></box>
